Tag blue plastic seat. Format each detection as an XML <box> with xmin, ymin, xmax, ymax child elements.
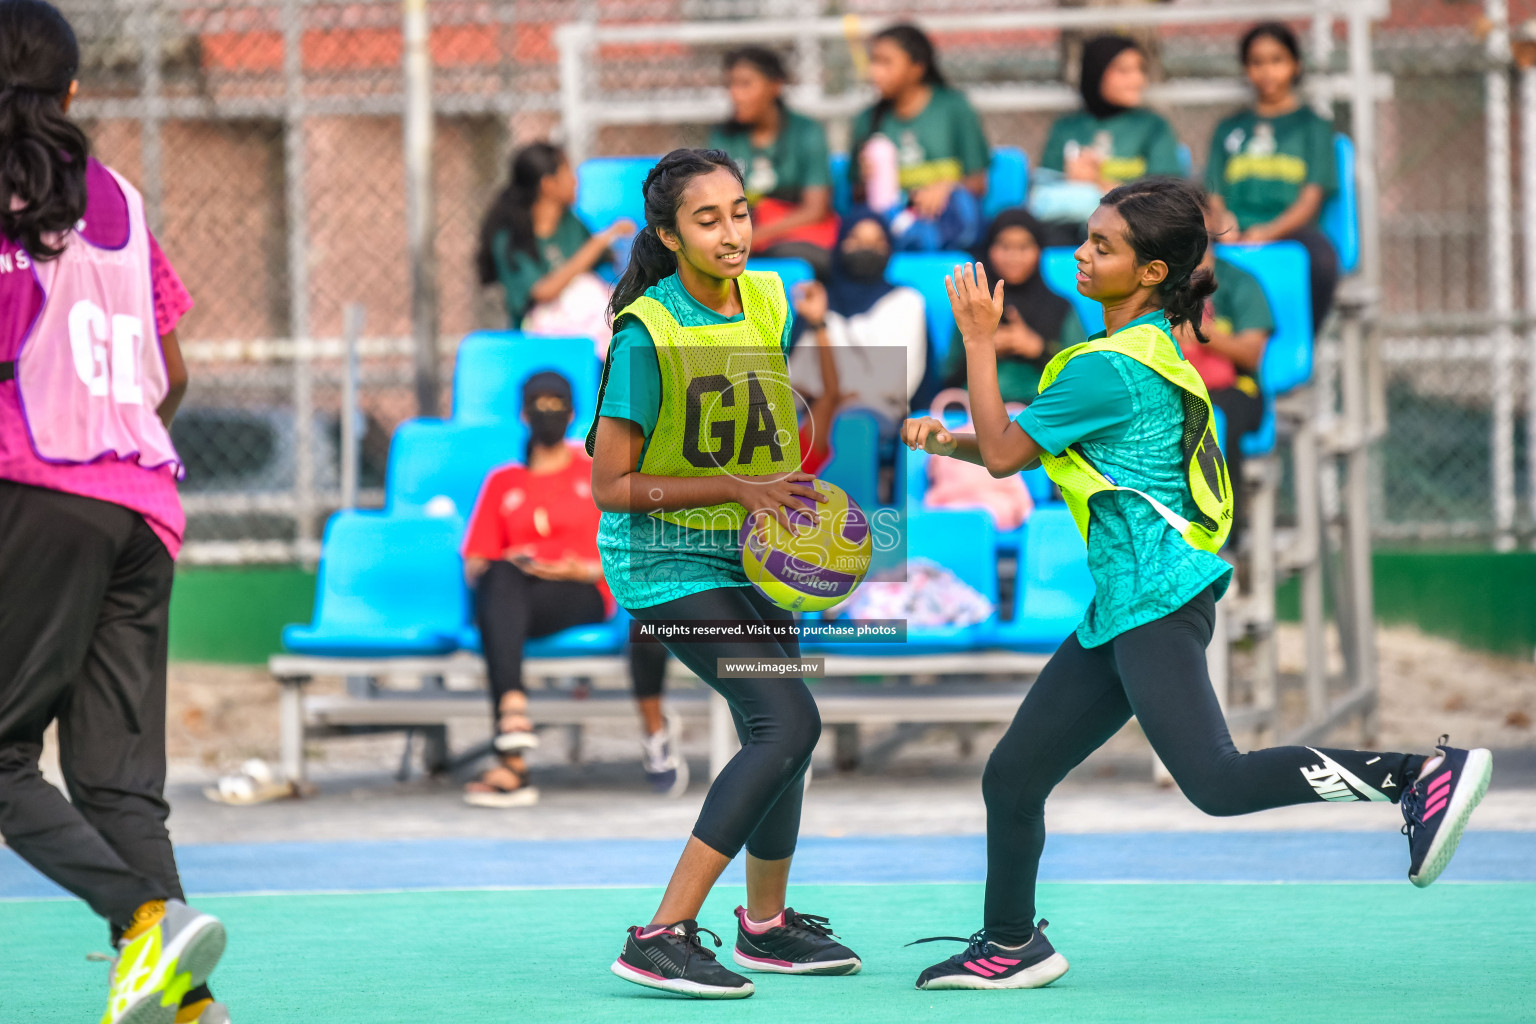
<box><xmin>387</xmin><ymin>420</ymin><xmax>526</xmax><ymax>520</ymax></box>
<box><xmin>574</xmin><ymin>156</ymin><xmax>655</xmax><ymax>235</ymax></box>
<box><xmin>749</xmin><ymin>256</ymin><xmax>815</xmax><ymax>296</ymax></box>
<box><xmin>830</xmin><ymin>151</ymin><xmax>853</xmax><ymax>219</ymax></box>
<box><xmin>887</xmin><ymin>250</ymin><xmax>972</xmax><ymax>366</ymax></box>
<box><xmin>453</xmin><ymin>331</ymin><xmax>601</xmax><ymax>436</ymax></box>
<box><xmin>1214</xmin><ymin>240</ymin><xmax>1312</xmax><ymax>456</ymax></box>
<box><xmin>818</xmin><ymin>408</ymin><xmax>882</xmax><ymax>514</ymax></box>
<box><xmin>1040</xmin><ymin>246</ymin><xmax>1104</xmax><ymax>333</ymax></box>
<box><xmin>983</xmin><ymin>146</ymin><xmax>1029</xmax><ymax>220</ymax></box>
<box><xmin>1178</xmin><ymin>142</ymin><xmax>1193</xmax><ymax>177</ymax></box>
<box><xmin>1321</xmin><ymin>133</ymin><xmax>1359</xmax><ymax>275</ymax></box>
<box><xmin>282</xmin><ymin>512</ymin><xmax>468</xmax><ymax>657</ymax></box>
<box><xmin>988</xmin><ymin>503</ymin><xmax>1093</xmax><ymax>652</ymax></box>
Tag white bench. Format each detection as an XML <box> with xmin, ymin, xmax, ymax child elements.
<box><xmin>269</xmin><ymin>650</ymin><xmax>1048</xmax><ymax>784</ymax></box>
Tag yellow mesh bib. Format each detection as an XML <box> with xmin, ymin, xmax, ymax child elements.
<box><xmin>1036</xmin><ymin>322</ymin><xmax>1234</xmax><ymax>554</ymax></box>
<box><xmin>624</xmin><ymin>270</ymin><xmax>802</xmax><ymax>530</ymax></box>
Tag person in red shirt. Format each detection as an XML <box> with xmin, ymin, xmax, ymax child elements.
<box><xmin>460</xmin><ymin>372</ymin><xmax>677</xmax><ymax>807</ymax></box>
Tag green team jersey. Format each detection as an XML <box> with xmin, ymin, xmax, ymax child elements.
<box><xmin>492</xmin><ymin>209</ymin><xmax>603</xmax><ymax>325</ymax></box>
<box><xmin>1210</xmin><ymin>256</ymin><xmax>1276</xmax><ymax>393</ymax></box>
<box><xmin>850</xmin><ymin>85</ymin><xmax>991</xmax><ymax>191</ymax></box>
<box><xmin>1041</xmin><ymin>108</ymin><xmax>1184</xmax><ymax>185</ymax></box>
<box><xmin>1205</xmin><ymin>106</ymin><xmax>1337</xmax><ymax>231</ymax></box>
<box><xmin>707</xmin><ymin>108</ymin><xmax>833</xmax><ymax>205</ymax></box>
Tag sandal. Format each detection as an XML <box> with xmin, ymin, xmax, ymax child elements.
<box><xmin>463</xmin><ymin>758</ymin><xmax>539</xmax><ymax>809</ymax></box>
<box><xmin>493</xmin><ymin>692</ymin><xmax>540</xmax><ymax>753</ymax></box>
<box><xmin>203</xmin><ymin>758</ymin><xmax>297</xmax><ymax>806</ymax></box>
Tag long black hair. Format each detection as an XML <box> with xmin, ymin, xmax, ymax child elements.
<box><xmin>1099</xmin><ymin>177</ymin><xmax>1216</xmax><ymax>343</ymax></box>
<box><xmin>606</xmin><ymin>148</ymin><xmax>743</xmax><ymax>321</ymax></box>
<box><xmin>475</xmin><ymin>141</ymin><xmax>566</xmax><ymax>286</ymax></box>
<box><xmin>860</xmin><ymin>23</ymin><xmax>947</xmax><ymax>144</ymax></box>
<box><xmin>0</xmin><ymin>0</ymin><xmax>89</xmax><ymax>261</ymax></box>
<box><xmin>719</xmin><ymin>47</ymin><xmax>788</xmax><ymax>136</ymax></box>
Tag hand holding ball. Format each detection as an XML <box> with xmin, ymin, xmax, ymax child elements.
<box><xmin>740</xmin><ymin>479</ymin><xmax>873</xmax><ymax>612</ymax></box>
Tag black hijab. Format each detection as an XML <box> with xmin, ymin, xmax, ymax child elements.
<box><xmin>977</xmin><ymin>209</ymin><xmax>1071</xmax><ymax>353</ymax></box>
<box><xmin>825</xmin><ymin>208</ymin><xmax>896</xmax><ymax>318</ymax></box>
<box><xmin>1079</xmin><ymin>35</ymin><xmax>1140</xmax><ymax>121</ymax></box>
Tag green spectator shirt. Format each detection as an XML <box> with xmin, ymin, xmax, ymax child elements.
<box><xmin>1211</xmin><ymin>255</ymin><xmax>1275</xmax><ymax>392</ymax></box>
<box><xmin>1041</xmin><ymin>108</ymin><xmax>1184</xmax><ymax>185</ymax></box>
<box><xmin>1014</xmin><ymin>309</ymin><xmax>1232</xmax><ymax>647</ymax></box>
<box><xmin>943</xmin><ymin>313</ymin><xmax>1089</xmax><ymax>404</ymax></box>
<box><xmin>707</xmin><ymin>108</ymin><xmax>834</xmax><ymax>205</ymax></box>
<box><xmin>492</xmin><ymin>209</ymin><xmax>603</xmax><ymax>325</ymax></box>
<box><xmin>851</xmin><ymin>86</ymin><xmax>991</xmax><ymax>191</ymax></box>
<box><xmin>1206</xmin><ymin>107</ymin><xmax>1337</xmax><ymax>231</ymax></box>
<box><xmin>595</xmin><ymin>272</ymin><xmax>795</xmax><ymax>610</ymax></box>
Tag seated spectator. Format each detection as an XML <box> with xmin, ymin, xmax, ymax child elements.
<box><xmin>1172</xmin><ymin>201</ymin><xmax>1276</xmax><ymax>546</ymax></box>
<box><xmin>850</xmin><ymin>23</ymin><xmax>989</xmax><ymax>251</ymax></box>
<box><xmin>1205</xmin><ymin>22</ymin><xmax>1338</xmax><ymax>333</ymax></box>
<box><xmin>942</xmin><ymin>209</ymin><xmax>1087</xmax><ymax>404</ymax></box>
<box><xmin>461</xmin><ymin>372</ymin><xmax>684</xmax><ymax>806</ymax></box>
<box><xmin>475</xmin><ymin>143</ymin><xmax>635</xmax><ymax>357</ymax></box>
<box><xmin>708</xmin><ymin>47</ymin><xmax>838</xmax><ymax>277</ymax></box>
<box><xmin>1033</xmin><ymin>35</ymin><xmax>1183</xmax><ymax>247</ymax></box>
<box><xmin>788</xmin><ymin>212</ymin><xmax>927</xmax><ymax>444</ymax></box>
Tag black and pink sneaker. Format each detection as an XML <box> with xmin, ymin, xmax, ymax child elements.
<box><xmin>911</xmin><ymin>923</ymin><xmax>1069</xmax><ymax>991</ymax></box>
<box><xmin>610</xmin><ymin>920</ymin><xmax>754</xmax><ymax>999</ymax></box>
<box><xmin>1403</xmin><ymin>739</ymin><xmax>1493</xmax><ymax>887</ymax></box>
<box><xmin>732</xmin><ymin>906</ymin><xmax>861</xmax><ymax>975</ymax></box>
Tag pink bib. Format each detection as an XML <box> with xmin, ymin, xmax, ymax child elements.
<box><xmin>15</xmin><ymin>168</ymin><xmax>182</xmax><ymax>476</ymax></box>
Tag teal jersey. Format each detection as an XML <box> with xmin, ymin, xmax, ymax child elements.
<box><xmin>1015</xmin><ymin>309</ymin><xmax>1233</xmax><ymax>647</ymax></box>
<box><xmin>595</xmin><ymin>271</ymin><xmax>795</xmax><ymax>610</ymax></box>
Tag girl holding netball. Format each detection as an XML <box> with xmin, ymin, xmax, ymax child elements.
<box><xmin>0</xmin><ymin>2</ymin><xmax>227</xmax><ymax>1021</ymax></box>
<box><xmin>588</xmin><ymin>148</ymin><xmax>860</xmax><ymax>998</ymax></box>
<box><xmin>901</xmin><ymin>176</ymin><xmax>1491</xmax><ymax>991</ymax></box>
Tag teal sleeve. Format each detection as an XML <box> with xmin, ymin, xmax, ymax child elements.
<box><xmin>803</xmin><ymin>120</ymin><xmax>833</xmax><ymax>189</ymax></box>
<box><xmin>599</xmin><ymin>317</ymin><xmax>663</xmax><ymax>438</ymax></box>
<box><xmin>1013</xmin><ymin>352</ymin><xmax>1134</xmax><ymax>455</ymax></box>
<box><xmin>1203</xmin><ymin>124</ymin><xmax>1228</xmax><ymax>195</ymax></box>
<box><xmin>1041</xmin><ymin>117</ymin><xmax>1068</xmax><ymax>173</ymax></box>
<box><xmin>1145</xmin><ymin>116</ymin><xmax>1184</xmax><ymax>177</ymax></box>
<box><xmin>1307</xmin><ymin>120</ymin><xmax>1338</xmax><ymax>194</ymax></box>
<box><xmin>953</xmin><ymin>93</ymin><xmax>991</xmax><ymax>176</ymax></box>
<box><xmin>705</xmin><ymin>125</ymin><xmax>728</xmax><ymax>152</ymax></box>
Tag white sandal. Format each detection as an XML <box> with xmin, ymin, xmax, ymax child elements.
<box><xmin>203</xmin><ymin>759</ymin><xmax>296</xmax><ymax>806</ymax></box>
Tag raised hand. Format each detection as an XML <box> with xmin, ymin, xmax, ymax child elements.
<box><xmin>945</xmin><ymin>262</ymin><xmax>1005</xmax><ymax>346</ymax></box>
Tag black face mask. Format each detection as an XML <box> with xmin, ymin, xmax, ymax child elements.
<box><xmin>527</xmin><ymin>409</ymin><xmax>569</xmax><ymax>446</ymax></box>
<box><xmin>841</xmin><ymin>248</ymin><xmax>889</xmax><ymax>282</ymax></box>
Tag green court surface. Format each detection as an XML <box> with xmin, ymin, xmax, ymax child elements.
<box><xmin>8</xmin><ymin>882</ymin><xmax>1533</xmax><ymax>1022</ymax></box>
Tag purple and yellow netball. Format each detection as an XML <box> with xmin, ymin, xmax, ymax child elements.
<box><xmin>739</xmin><ymin>479</ymin><xmax>872</xmax><ymax>612</ymax></box>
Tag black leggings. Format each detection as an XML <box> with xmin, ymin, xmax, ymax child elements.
<box><xmin>982</xmin><ymin>584</ymin><xmax>1423</xmax><ymax>944</ymax></box>
<box><xmin>1286</xmin><ymin>227</ymin><xmax>1339</xmax><ymax>334</ymax></box>
<box><xmin>475</xmin><ymin>560</ymin><xmax>667</xmax><ymax>711</ymax></box>
<box><xmin>629</xmin><ymin>585</ymin><xmax>819</xmax><ymax>861</ymax></box>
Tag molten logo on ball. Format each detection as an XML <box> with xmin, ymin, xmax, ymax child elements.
<box><xmin>739</xmin><ymin>479</ymin><xmax>873</xmax><ymax>612</ymax></box>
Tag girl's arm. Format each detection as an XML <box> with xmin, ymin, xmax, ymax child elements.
<box><xmin>947</xmin><ymin>263</ymin><xmax>1045</xmax><ymax>475</ymax></box>
<box><xmin>589</xmin><ymin>416</ymin><xmax>825</xmax><ymax>529</ymax></box>
<box><xmin>752</xmin><ymin>187</ymin><xmax>833</xmax><ymax>246</ymax></box>
<box><xmin>527</xmin><ymin>219</ymin><xmax>636</xmax><ymax>303</ymax></box>
<box><xmin>1240</xmin><ymin>184</ymin><xmax>1323</xmax><ymax>243</ymax></box>
<box><xmin>156</xmin><ymin>329</ymin><xmax>188</xmax><ymax>427</ymax></box>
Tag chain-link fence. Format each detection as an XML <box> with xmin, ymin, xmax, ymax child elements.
<box><xmin>51</xmin><ymin>0</ymin><xmax>1536</xmax><ymax>560</ymax></box>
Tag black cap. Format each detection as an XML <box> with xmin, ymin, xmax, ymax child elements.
<box><xmin>521</xmin><ymin>370</ymin><xmax>573</xmax><ymax>410</ymax></box>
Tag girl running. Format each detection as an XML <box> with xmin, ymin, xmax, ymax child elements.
<box><xmin>900</xmin><ymin>176</ymin><xmax>1492</xmax><ymax>992</ymax></box>
<box><xmin>0</xmin><ymin>1</ymin><xmax>227</xmax><ymax>1021</ymax></box>
<box><xmin>588</xmin><ymin>148</ymin><xmax>860</xmax><ymax>999</ymax></box>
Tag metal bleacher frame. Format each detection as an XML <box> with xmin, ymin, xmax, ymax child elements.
<box><xmin>271</xmin><ymin>0</ymin><xmax>1389</xmax><ymax>787</ymax></box>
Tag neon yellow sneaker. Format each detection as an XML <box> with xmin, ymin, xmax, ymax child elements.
<box><xmin>101</xmin><ymin>900</ymin><xmax>226</xmax><ymax>1024</ymax></box>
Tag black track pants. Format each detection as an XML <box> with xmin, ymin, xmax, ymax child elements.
<box><xmin>629</xmin><ymin>585</ymin><xmax>819</xmax><ymax>861</ymax></box>
<box><xmin>0</xmin><ymin>481</ymin><xmax>182</xmax><ymax>931</ymax></box>
<box><xmin>981</xmin><ymin>584</ymin><xmax>1424</xmax><ymax>944</ymax></box>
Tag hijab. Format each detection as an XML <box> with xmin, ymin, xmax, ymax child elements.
<box><xmin>1079</xmin><ymin>34</ymin><xmax>1140</xmax><ymax>121</ymax></box>
<box><xmin>977</xmin><ymin>208</ymin><xmax>1071</xmax><ymax>354</ymax></box>
<box><xmin>824</xmin><ymin>208</ymin><xmax>897</xmax><ymax>318</ymax></box>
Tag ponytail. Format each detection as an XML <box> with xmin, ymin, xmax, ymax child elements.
<box><xmin>1099</xmin><ymin>176</ymin><xmax>1217</xmax><ymax>344</ymax></box>
<box><xmin>0</xmin><ymin>0</ymin><xmax>88</xmax><ymax>262</ymax></box>
<box><xmin>606</xmin><ymin>147</ymin><xmax>742</xmax><ymax>322</ymax></box>
<box><xmin>476</xmin><ymin>142</ymin><xmax>565</xmax><ymax>286</ymax></box>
